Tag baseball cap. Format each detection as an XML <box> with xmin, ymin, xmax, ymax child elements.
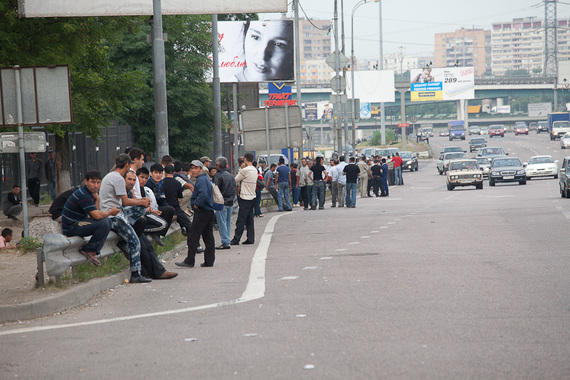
<box><xmin>200</xmin><ymin>156</ymin><xmax>211</xmax><ymax>163</ymax></box>
<box><xmin>116</xmin><ymin>153</ymin><xmax>134</xmax><ymax>166</ymax></box>
<box><xmin>164</xmin><ymin>165</ymin><xmax>175</xmax><ymax>174</ymax></box>
<box><xmin>190</xmin><ymin>160</ymin><xmax>204</xmax><ymax>168</ymax></box>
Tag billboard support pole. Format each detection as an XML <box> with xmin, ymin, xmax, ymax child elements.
<box><xmin>13</xmin><ymin>66</ymin><xmax>29</xmax><ymax>237</ymax></box>
<box><xmin>285</xmin><ymin>103</ymin><xmax>291</xmax><ymax>150</ymax></box>
<box><xmin>294</xmin><ymin>0</ymin><xmax>304</xmax><ymax>160</ymax></box>
<box><xmin>379</xmin><ymin>0</ymin><xmax>386</xmax><ymax>145</ymax></box>
<box><xmin>152</xmin><ymin>0</ymin><xmax>169</xmax><ymax>161</ymax></box>
<box><xmin>212</xmin><ymin>14</ymin><xmax>222</xmax><ymax>159</ymax></box>
<box><xmin>265</xmin><ymin>107</ymin><xmax>271</xmax><ymax>164</ymax></box>
<box><xmin>233</xmin><ymin>83</ymin><xmax>239</xmax><ymax>173</ymax></box>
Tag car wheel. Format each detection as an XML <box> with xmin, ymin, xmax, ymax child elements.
<box><xmin>490</xmin><ymin>135</ymin><xmax>493</xmax><ymax>138</ymax></box>
<box><xmin>519</xmin><ymin>180</ymin><xmax>526</xmax><ymax>185</ymax></box>
<box><xmin>526</xmin><ymin>176</ymin><xmax>531</xmax><ymax>180</ymax></box>
<box><xmin>554</xmin><ymin>174</ymin><xmax>558</xmax><ymax>179</ymax></box>
<box><xmin>562</xmin><ymin>146</ymin><xmax>566</xmax><ymax>149</ymax></box>
<box><xmin>438</xmin><ymin>169</ymin><xmax>443</xmax><ymax>175</ymax></box>
<box><xmin>447</xmin><ymin>183</ymin><xmax>454</xmax><ymax>191</ymax></box>
<box><xmin>501</xmin><ymin>135</ymin><xmax>504</xmax><ymax>138</ymax></box>
<box><xmin>415</xmin><ymin>165</ymin><xmax>418</xmax><ymax>172</ymax></box>
<box><xmin>489</xmin><ymin>178</ymin><xmax>495</xmax><ymax>186</ymax></box>
<box><xmin>476</xmin><ymin>182</ymin><xmax>483</xmax><ymax>190</ymax></box>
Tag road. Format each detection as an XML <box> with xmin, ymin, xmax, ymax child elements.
<box><xmin>1</xmin><ymin>132</ymin><xmax>570</xmax><ymax>379</ymax></box>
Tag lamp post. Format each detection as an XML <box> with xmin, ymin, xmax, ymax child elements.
<box><xmin>351</xmin><ymin>0</ymin><xmax>378</xmax><ymax>154</ymax></box>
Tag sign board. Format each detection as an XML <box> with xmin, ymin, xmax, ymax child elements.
<box><xmin>1</xmin><ymin>65</ymin><xmax>72</xmax><ymax>126</ymax></box>
<box><xmin>492</xmin><ymin>105</ymin><xmax>511</xmax><ymax>114</ymax></box>
<box><xmin>326</xmin><ymin>51</ymin><xmax>349</xmax><ymax>71</ymax></box>
<box><xmin>344</xmin><ymin>71</ymin><xmax>395</xmax><ymax>103</ymax></box>
<box><xmin>410</xmin><ymin>67</ymin><xmax>474</xmax><ymax>102</ymax></box>
<box><xmin>559</xmin><ymin>60</ymin><xmax>570</xmax><ymax>87</ymax></box>
<box><xmin>398</xmin><ymin>123</ymin><xmax>409</xmax><ymax>128</ymax></box>
<box><xmin>265</xmin><ymin>83</ymin><xmax>296</xmax><ymax>107</ymax></box>
<box><xmin>0</xmin><ymin>132</ymin><xmax>47</xmax><ymax>153</ymax></box>
<box><xmin>528</xmin><ymin>102</ymin><xmax>552</xmax><ymax>117</ymax></box>
<box><xmin>18</xmin><ymin>0</ymin><xmax>288</xmax><ymax>17</ymax></box>
<box><xmin>241</xmin><ymin>106</ymin><xmax>303</xmax><ymax>151</ymax></box>
<box><xmin>330</xmin><ymin>75</ymin><xmax>346</xmax><ymax>93</ymax></box>
<box><xmin>304</xmin><ymin>102</ymin><xmax>318</xmax><ymax>121</ymax></box>
<box><xmin>360</xmin><ymin>103</ymin><xmax>371</xmax><ymax>119</ymax></box>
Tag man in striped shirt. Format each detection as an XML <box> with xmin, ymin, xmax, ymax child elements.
<box><xmin>62</xmin><ymin>170</ymin><xmax>120</xmax><ymax>266</ymax></box>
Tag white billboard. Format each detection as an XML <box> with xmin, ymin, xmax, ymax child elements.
<box><xmin>18</xmin><ymin>0</ymin><xmax>287</xmax><ymax>17</ymax></box>
<box><xmin>410</xmin><ymin>67</ymin><xmax>474</xmax><ymax>102</ymax></box>
<box><xmin>218</xmin><ymin>20</ymin><xmax>294</xmax><ymax>83</ymax></box>
<box><xmin>528</xmin><ymin>102</ymin><xmax>552</xmax><ymax>117</ymax></box>
<box><xmin>345</xmin><ymin>71</ymin><xmax>395</xmax><ymax>103</ymax></box>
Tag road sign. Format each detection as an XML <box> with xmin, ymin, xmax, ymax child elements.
<box><xmin>326</xmin><ymin>51</ymin><xmax>350</xmax><ymax>71</ymax></box>
<box><xmin>0</xmin><ymin>132</ymin><xmax>47</xmax><ymax>153</ymax></box>
<box><xmin>241</xmin><ymin>106</ymin><xmax>303</xmax><ymax>151</ymax></box>
<box><xmin>410</xmin><ymin>116</ymin><xmax>418</xmax><ymax>123</ymax></box>
<box><xmin>330</xmin><ymin>94</ymin><xmax>347</xmax><ymax>104</ymax></box>
<box><xmin>398</xmin><ymin>123</ymin><xmax>409</xmax><ymax>128</ymax></box>
<box><xmin>330</xmin><ymin>75</ymin><xmax>346</xmax><ymax>93</ymax></box>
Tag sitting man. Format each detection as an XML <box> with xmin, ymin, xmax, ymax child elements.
<box><xmin>3</xmin><ymin>185</ymin><xmax>23</xmax><ymax>221</ymax></box>
<box><xmin>137</xmin><ymin>167</ymin><xmax>175</xmax><ymax>245</ymax></box>
<box><xmin>0</xmin><ymin>228</ymin><xmax>13</xmax><ymax>249</ymax></box>
<box><xmin>62</xmin><ymin>170</ymin><xmax>120</xmax><ymax>266</ymax></box>
<box><xmin>100</xmin><ymin>154</ymin><xmax>152</xmax><ymax>283</ymax></box>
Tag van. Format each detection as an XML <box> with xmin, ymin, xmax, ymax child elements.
<box><xmin>256</xmin><ymin>154</ymin><xmax>289</xmax><ymax>166</ymax></box>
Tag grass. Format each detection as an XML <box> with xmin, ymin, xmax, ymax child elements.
<box><xmin>18</xmin><ymin>237</ymin><xmax>43</xmax><ymax>253</ymax></box>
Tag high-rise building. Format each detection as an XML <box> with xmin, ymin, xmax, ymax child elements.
<box><xmin>434</xmin><ymin>27</ymin><xmax>490</xmax><ymax>76</ymax></box>
<box><xmin>295</xmin><ymin>18</ymin><xmax>334</xmax><ymax>84</ymax></box>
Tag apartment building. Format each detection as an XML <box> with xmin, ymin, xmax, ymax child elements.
<box><xmin>296</xmin><ymin>18</ymin><xmax>333</xmax><ymax>84</ymax></box>
<box><xmin>434</xmin><ymin>28</ymin><xmax>490</xmax><ymax>76</ymax></box>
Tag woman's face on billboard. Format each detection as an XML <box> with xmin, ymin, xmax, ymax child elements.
<box><xmin>243</xmin><ymin>21</ymin><xmax>293</xmax><ymax>81</ymax></box>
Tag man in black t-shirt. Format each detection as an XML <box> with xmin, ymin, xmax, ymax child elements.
<box><xmin>342</xmin><ymin>157</ymin><xmax>360</xmax><ymax>208</ymax></box>
<box><xmin>162</xmin><ymin>165</ymin><xmax>192</xmax><ymax>236</ymax></box>
<box><xmin>309</xmin><ymin>156</ymin><xmax>327</xmax><ymax>210</ymax></box>
<box><xmin>370</xmin><ymin>160</ymin><xmax>383</xmax><ymax>197</ymax></box>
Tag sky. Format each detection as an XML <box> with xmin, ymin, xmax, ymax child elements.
<box><xmin>260</xmin><ymin>0</ymin><xmax>570</xmax><ymax>60</ymax></box>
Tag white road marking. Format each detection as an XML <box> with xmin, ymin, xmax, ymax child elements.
<box><xmin>370</xmin><ymin>230</ymin><xmax>380</xmax><ymax>233</ymax></box>
<box><xmin>348</xmin><ymin>242</ymin><xmax>360</xmax><ymax>245</ymax></box>
<box><xmin>360</xmin><ymin>236</ymin><xmax>370</xmax><ymax>239</ymax></box>
<box><xmin>280</xmin><ymin>276</ymin><xmax>298</xmax><ymax>280</ymax></box>
<box><xmin>380</xmin><ymin>226</ymin><xmax>388</xmax><ymax>229</ymax></box>
<box><xmin>302</xmin><ymin>266</ymin><xmax>318</xmax><ymax>270</ymax></box>
<box><xmin>388</xmin><ymin>222</ymin><xmax>396</xmax><ymax>225</ymax></box>
<box><xmin>320</xmin><ymin>257</ymin><xmax>333</xmax><ymax>260</ymax></box>
<box><xmin>0</xmin><ymin>213</ymin><xmax>288</xmax><ymax>337</ymax></box>
<box><xmin>335</xmin><ymin>248</ymin><xmax>347</xmax><ymax>252</ymax></box>
<box><xmin>556</xmin><ymin>205</ymin><xmax>570</xmax><ymax>220</ymax></box>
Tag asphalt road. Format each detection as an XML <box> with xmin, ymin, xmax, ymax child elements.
<box><xmin>1</xmin><ymin>132</ymin><xmax>570</xmax><ymax>379</ymax></box>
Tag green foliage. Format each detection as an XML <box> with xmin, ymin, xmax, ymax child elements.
<box><xmin>369</xmin><ymin>129</ymin><xmax>396</xmax><ymax>146</ymax></box>
<box><xmin>18</xmin><ymin>237</ymin><xmax>43</xmax><ymax>253</ymax></box>
<box><xmin>71</xmin><ymin>252</ymin><xmax>129</xmax><ymax>283</ymax></box>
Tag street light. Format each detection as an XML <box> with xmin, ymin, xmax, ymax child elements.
<box><xmin>351</xmin><ymin>0</ymin><xmax>379</xmax><ymax>154</ymax></box>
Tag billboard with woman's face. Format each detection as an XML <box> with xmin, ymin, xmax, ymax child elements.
<box><xmin>218</xmin><ymin>20</ymin><xmax>295</xmax><ymax>83</ymax></box>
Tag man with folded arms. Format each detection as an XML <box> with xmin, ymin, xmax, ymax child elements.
<box><xmin>62</xmin><ymin>170</ymin><xmax>120</xmax><ymax>267</ymax></box>
<box><xmin>231</xmin><ymin>152</ymin><xmax>257</xmax><ymax>245</ymax></box>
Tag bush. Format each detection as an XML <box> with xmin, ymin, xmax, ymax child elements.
<box><xmin>369</xmin><ymin>129</ymin><xmax>396</xmax><ymax>146</ymax></box>
<box><xmin>19</xmin><ymin>237</ymin><xmax>43</xmax><ymax>253</ymax></box>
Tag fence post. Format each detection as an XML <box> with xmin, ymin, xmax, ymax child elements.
<box><xmin>36</xmin><ymin>247</ymin><xmax>45</xmax><ymax>286</ymax></box>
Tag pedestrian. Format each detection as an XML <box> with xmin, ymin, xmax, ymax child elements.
<box><xmin>392</xmin><ymin>152</ymin><xmax>404</xmax><ymax>185</ymax></box>
<box><xmin>298</xmin><ymin>158</ymin><xmax>310</xmax><ymax>209</ymax></box>
<box><xmin>381</xmin><ymin>158</ymin><xmax>389</xmax><ymax>197</ymax></box>
<box><xmin>275</xmin><ymin>157</ymin><xmax>292</xmax><ymax>212</ymax></box>
<box><xmin>329</xmin><ymin>159</ymin><xmax>339</xmax><ymax>207</ymax></box>
<box><xmin>176</xmin><ymin>160</ymin><xmax>216</xmax><ymax>268</ymax></box>
<box><xmin>3</xmin><ymin>184</ymin><xmax>22</xmax><ymax>221</ymax></box>
<box><xmin>342</xmin><ymin>157</ymin><xmax>360</xmax><ymax>208</ymax></box>
<box><xmin>290</xmin><ymin>163</ymin><xmax>300</xmax><ymax>207</ymax></box>
<box><xmin>357</xmin><ymin>156</ymin><xmax>369</xmax><ymax>197</ymax></box>
<box><xmin>310</xmin><ymin>156</ymin><xmax>327</xmax><ymax>210</ymax></box>
<box><xmin>370</xmin><ymin>158</ymin><xmax>382</xmax><ymax>197</ymax></box>
<box><xmin>45</xmin><ymin>151</ymin><xmax>56</xmax><ymax>201</ymax></box>
<box><xmin>336</xmin><ymin>156</ymin><xmax>347</xmax><ymax>207</ymax></box>
<box><xmin>387</xmin><ymin>156</ymin><xmax>395</xmax><ymax>186</ymax></box>
<box><xmin>214</xmin><ymin>156</ymin><xmax>236</xmax><ymax>250</ymax></box>
<box><xmin>26</xmin><ymin>152</ymin><xmax>42</xmax><ymax>206</ymax></box>
<box><xmin>231</xmin><ymin>152</ymin><xmax>257</xmax><ymax>245</ymax></box>
<box><xmin>162</xmin><ymin>164</ymin><xmax>195</xmax><ymax>246</ymax></box>
<box><xmin>253</xmin><ymin>161</ymin><xmax>264</xmax><ymax>217</ymax></box>
<box><xmin>264</xmin><ymin>163</ymin><xmax>279</xmax><ymax>204</ymax></box>
<box><xmin>305</xmin><ymin>159</ymin><xmax>314</xmax><ymax>209</ymax></box>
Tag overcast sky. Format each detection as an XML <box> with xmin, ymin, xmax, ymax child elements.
<box><xmin>260</xmin><ymin>0</ymin><xmax>570</xmax><ymax>60</ymax></box>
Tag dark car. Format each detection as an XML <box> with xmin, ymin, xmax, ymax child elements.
<box><xmin>399</xmin><ymin>151</ymin><xmax>418</xmax><ymax>171</ymax></box>
<box><xmin>537</xmin><ymin>121</ymin><xmax>549</xmax><ymax>134</ymax></box>
<box><xmin>489</xmin><ymin>125</ymin><xmax>505</xmax><ymax>138</ymax></box>
<box><xmin>469</xmin><ymin>137</ymin><xmax>487</xmax><ymax>152</ymax></box>
<box><xmin>489</xmin><ymin>157</ymin><xmax>526</xmax><ymax>186</ymax></box>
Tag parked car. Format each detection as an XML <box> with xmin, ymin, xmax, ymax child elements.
<box><xmin>440</xmin><ymin>146</ymin><xmax>465</xmax><ymax>154</ymax></box>
<box><xmin>477</xmin><ymin>147</ymin><xmax>508</xmax><ymax>161</ymax></box>
<box><xmin>399</xmin><ymin>151</ymin><xmax>418</xmax><ymax>171</ymax></box>
<box><xmin>469</xmin><ymin>126</ymin><xmax>481</xmax><ymax>135</ymax></box>
<box><xmin>387</xmin><ymin>147</ymin><xmax>400</xmax><ymax>157</ymax></box>
<box><xmin>537</xmin><ymin>121</ymin><xmax>549</xmax><ymax>134</ymax></box>
<box><xmin>446</xmin><ymin>159</ymin><xmax>484</xmax><ymax>190</ymax></box>
<box><xmin>560</xmin><ymin>133</ymin><xmax>570</xmax><ymax>149</ymax></box>
<box><xmin>524</xmin><ymin>155</ymin><xmax>558</xmax><ymax>180</ymax></box>
<box><xmin>360</xmin><ymin>148</ymin><xmax>376</xmax><ymax>159</ymax></box>
<box><xmin>559</xmin><ymin>156</ymin><xmax>570</xmax><ymax>197</ymax></box>
<box><xmin>257</xmin><ymin>154</ymin><xmax>289</xmax><ymax>166</ymax></box>
<box><xmin>489</xmin><ymin>125</ymin><xmax>505</xmax><ymax>137</ymax></box>
<box><xmin>437</xmin><ymin>152</ymin><xmax>467</xmax><ymax>175</ymax></box>
<box><xmin>489</xmin><ymin>157</ymin><xmax>526</xmax><ymax>186</ymax></box>
<box><xmin>514</xmin><ymin>122</ymin><xmax>529</xmax><ymax>135</ymax></box>
<box><xmin>475</xmin><ymin>157</ymin><xmax>491</xmax><ymax>177</ymax></box>
<box><xmin>469</xmin><ymin>137</ymin><xmax>487</xmax><ymax>152</ymax></box>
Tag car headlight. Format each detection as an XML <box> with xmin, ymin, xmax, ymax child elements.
<box><xmin>406</xmin><ymin>160</ymin><xmax>411</xmax><ymax>165</ymax></box>
<box><xmin>491</xmin><ymin>171</ymin><xmax>499</xmax><ymax>175</ymax></box>
<box><xmin>473</xmin><ymin>174</ymin><xmax>481</xmax><ymax>179</ymax></box>
<box><xmin>517</xmin><ymin>169</ymin><xmax>525</xmax><ymax>175</ymax></box>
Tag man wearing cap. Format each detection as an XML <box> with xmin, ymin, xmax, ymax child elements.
<box><xmin>162</xmin><ymin>164</ymin><xmax>193</xmax><ymax>239</ymax></box>
<box><xmin>200</xmin><ymin>156</ymin><xmax>211</xmax><ymax>176</ymax></box>
<box><xmin>231</xmin><ymin>152</ymin><xmax>257</xmax><ymax>245</ymax></box>
<box><xmin>100</xmin><ymin>153</ymin><xmax>152</xmax><ymax>283</ymax></box>
<box><xmin>176</xmin><ymin>160</ymin><xmax>216</xmax><ymax>268</ymax></box>
<box><xmin>213</xmin><ymin>156</ymin><xmax>236</xmax><ymax>249</ymax></box>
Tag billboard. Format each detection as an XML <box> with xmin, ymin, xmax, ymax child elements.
<box><xmin>303</xmin><ymin>103</ymin><xmax>318</xmax><ymax>121</ymax></box>
<box><xmin>218</xmin><ymin>20</ymin><xmax>294</xmax><ymax>83</ymax></box>
<box><xmin>18</xmin><ymin>0</ymin><xmax>288</xmax><ymax>17</ymax></box>
<box><xmin>345</xmin><ymin>71</ymin><xmax>395</xmax><ymax>103</ymax></box>
<box><xmin>360</xmin><ymin>102</ymin><xmax>371</xmax><ymax>119</ymax></box>
<box><xmin>265</xmin><ymin>83</ymin><xmax>296</xmax><ymax>107</ymax></box>
<box><xmin>528</xmin><ymin>102</ymin><xmax>552</xmax><ymax>117</ymax></box>
<box><xmin>410</xmin><ymin>67</ymin><xmax>474</xmax><ymax>102</ymax></box>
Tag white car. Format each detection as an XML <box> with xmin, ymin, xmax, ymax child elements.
<box><xmin>437</xmin><ymin>152</ymin><xmax>467</xmax><ymax>175</ymax></box>
<box><xmin>524</xmin><ymin>155</ymin><xmax>559</xmax><ymax>180</ymax></box>
<box><xmin>561</xmin><ymin>133</ymin><xmax>570</xmax><ymax>149</ymax></box>
<box><xmin>475</xmin><ymin>157</ymin><xmax>491</xmax><ymax>178</ymax></box>
<box><xmin>446</xmin><ymin>159</ymin><xmax>484</xmax><ymax>190</ymax></box>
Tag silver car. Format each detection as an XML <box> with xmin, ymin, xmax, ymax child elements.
<box><xmin>437</xmin><ymin>152</ymin><xmax>467</xmax><ymax>175</ymax></box>
<box><xmin>561</xmin><ymin>133</ymin><xmax>570</xmax><ymax>149</ymax></box>
<box><xmin>475</xmin><ymin>157</ymin><xmax>491</xmax><ymax>178</ymax></box>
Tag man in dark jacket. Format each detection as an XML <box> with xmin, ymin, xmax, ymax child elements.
<box><xmin>176</xmin><ymin>160</ymin><xmax>216</xmax><ymax>268</ymax></box>
<box><xmin>213</xmin><ymin>156</ymin><xmax>236</xmax><ymax>250</ymax></box>
<box><xmin>3</xmin><ymin>185</ymin><xmax>23</xmax><ymax>221</ymax></box>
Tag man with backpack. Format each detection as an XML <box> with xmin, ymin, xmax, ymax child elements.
<box><xmin>213</xmin><ymin>156</ymin><xmax>236</xmax><ymax>250</ymax></box>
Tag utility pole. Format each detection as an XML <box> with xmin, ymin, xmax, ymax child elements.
<box><xmin>152</xmin><ymin>0</ymin><xmax>169</xmax><ymax>160</ymax></box>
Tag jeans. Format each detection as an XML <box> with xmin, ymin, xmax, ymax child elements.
<box><xmin>254</xmin><ymin>188</ymin><xmax>262</xmax><ymax>216</ymax></box>
<box><xmin>312</xmin><ymin>180</ymin><xmax>325</xmax><ymax>208</ymax></box>
<box><xmin>346</xmin><ymin>182</ymin><xmax>357</xmax><ymax>207</ymax></box>
<box><xmin>395</xmin><ymin>166</ymin><xmax>403</xmax><ymax>185</ymax></box>
<box><xmin>63</xmin><ymin>217</ymin><xmax>112</xmax><ymax>255</ymax></box>
<box><xmin>300</xmin><ymin>186</ymin><xmax>309</xmax><ymax>208</ymax></box>
<box><xmin>48</xmin><ymin>179</ymin><xmax>56</xmax><ymax>201</ymax></box>
<box><xmin>291</xmin><ymin>186</ymin><xmax>300</xmax><ymax>205</ymax></box>
<box><xmin>381</xmin><ymin>176</ymin><xmax>389</xmax><ymax>195</ymax></box>
<box><xmin>277</xmin><ymin>182</ymin><xmax>291</xmax><ymax>210</ymax></box>
<box><xmin>215</xmin><ymin>205</ymin><xmax>233</xmax><ymax>246</ymax></box>
<box><xmin>110</xmin><ymin>215</ymin><xmax>141</xmax><ymax>272</ymax></box>
<box><xmin>331</xmin><ymin>181</ymin><xmax>339</xmax><ymax>206</ymax></box>
<box><xmin>337</xmin><ymin>183</ymin><xmax>346</xmax><ymax>207</ymax></box>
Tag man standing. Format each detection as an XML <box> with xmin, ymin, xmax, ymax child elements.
<box><xmin>264</xmin><ymin>163</ymin><xmax>279</xmax><ymax>204</ymax></box>
<box><xmin>370</xmin><ymin>158</ymin><xmax>382</xmax><ymax>197</ymax></box>
<box><xmin>162</xmin><ymin>165</ymin><xmax>193</xmax><ymax>239</ymax></box>
<box><xmin>342</xmin><ymin>157</ymin><xmax>361</xmax><ymax>208</ymax></box>
<box><xmin>275</xmin><ymin>157</ymin><xmax>292</xmax><ymax>212</ymax></box>
<box><xmin>336</xmin><ymin>156</ymin><xmax>347</xmax><ymax>207</ymax></box>
<box><xmin>392</xmin><ymin>152</ymin><xmax>404</xmax><ymax>185</ymax></box>
<box><xmin>100</xmin><ymin>154</ymin><xmax>152</xmax><ymax>283</ymax></box>
<box><xmin>380</xmin><ymin>158</ymin><xmax>390</xmax><ymax>196</ymax></box>
<box><xmin>298</xmin><ymin>158</ymin><xmax>310</xmax><ymax>210</ymax></box>
<box><xmin>329</xmin><ymin>159</ymin><xmax>339</xmax><ymax>207</ymax></box>
<box><xmin>176</xmin><ymin>160</ymin><xmax>216</xmax><ymax>268</ymax></box>
<box><xmin>3</xmin><ymin>185</ymin><xmax>22</xmax><ymax>221</ymax></box>
<box><xmin>214</xmin><ymin>156</ymin><xmax>236</xmax><ymax>250</ymax></box>
<box><xmin>309</xmin><ymin>156</ymin><xmax>327</xmax><ymax>210</ymax></box>
<box><xmin>357</xmin><ymin>156</ymin><xmax>369</xmax><ymax>198</ymax></box>
<box><xmin>62</xmin><ymin>170</ymin><xmax>120</xmax><ymax>267</ymax></box>
<box><xmin>45</xmin><ymin>151</ymin><xmax>56</xmax><ymax>201</ymax></box>
<box><xmin>26</xmin><ymin>153</ymin><xmax>42</xmax><ymax>206</ymax></box>
<box><xmin>231</xmin><ymin>152</ymin><xmax>257</xmax><ymax>245</ymax></box>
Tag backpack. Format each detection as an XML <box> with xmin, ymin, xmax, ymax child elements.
<box><xmin>211</xmin><ymin>182</ymin><xmax>224</xmax><ymax>211</ymax></box>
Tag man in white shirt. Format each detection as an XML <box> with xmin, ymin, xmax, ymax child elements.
<box><xmin>231</xmin><ymin>153</ymin><xmax>257</xmax><ymax>245</ymax></box>
<box><xmin>329</xmin><ymin>159</ymin><xmax>339</xmax><ymax>207</ymax></box>
<box><xmin>336</xmin><ymin>156</ymin><xmax>347</xmax><ymax>208</ymax></box>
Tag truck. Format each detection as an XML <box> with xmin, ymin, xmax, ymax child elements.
<box><xmin>548</xmin><ymin>112</ymin><xmax>570</xmax><ymax>140</ymax></box>
<box><xmin>448</xmin><ymin>120</ymin><xmax>466</xmax><ymax>141</ymax></box>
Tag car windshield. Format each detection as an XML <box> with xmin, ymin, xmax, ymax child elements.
<box><xmin>528</xmin><ymin>157</ymin><xmax>554</xmax><ymax>165</ymax></box>
<box><xmin>482</xmin><ymin>148</ymin><xmax>504</xmax><ymax>155</ymax></box>
<box><xmin>490</xmin><ymin>126</ymin><xmax>503</xmax><ymax>130</ymax></box>
<box><xmin>445</xmin><ymin>152</ymin><xmax>466</xmax><ymax>160</ymax></box>
<box><xmin>471</xmin><ymin>138</ymin><xmax>485</xmax><ymax>143</ymax></box>
<box><xmin>449</xmin><ymin>161</ymin><xmax>479</xmax><ymax>171</ymax></box>
<box><xmin>476</xmin><ymin>157</ymin><xmax>490</xmax><ymax>165</ymax></box>
<box><xmin>443</xmin><ymin>147</ymin><xmax>463</xmax><ymax>153</ymax></box>
<box><xmin>450</xmin><ymin>125</ymin><xmax>464</xmax><ymax>131</ymax></box>
<box><xmin>492</xmin><ymin>158</ymin><xmax>521</xmax><ymax>167</ymax></box>
<box><xmin>400</xmin><ymin>152</ymin><xmax>413</xmax><ymax>159</ymax></box>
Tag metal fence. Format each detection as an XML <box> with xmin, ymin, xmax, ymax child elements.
<box><xmin>0</xmin><ymin>121</ymin><xmax>134</xmax><ymax>202</ymax></box>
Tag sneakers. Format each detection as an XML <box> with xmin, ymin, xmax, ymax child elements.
<box><xmin>196</xmin><ymin>246</ymin><xmax>205</xmax><ymax>253</ymax></box>
<box><xmin>181</xmin><ymin>227</ymin><xmax>188</xmax><ymax>236</ymax></box>
<box><xmin>148</xmin><ymin>234</ymin><xmax>165</xmax><ymax>247</ymax></box>
<box><xmin>129</xmin><ymin>274</ymin><xmax>152</xmax><ymax>283</ymax></box>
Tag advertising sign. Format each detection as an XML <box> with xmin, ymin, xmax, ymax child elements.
<box><xmin>304</xmin><ymin>103</ymin><xmax>318</xmax><ymax>121</ymax></box>
<box><xmin>360</xmin><ymin>102</ymin><xmax>371</xmax><ymax>119</ymax></box>
<box><xmin>218</xmin><ymin>20</ymin><xmax>294</xmax><ymax>83</ymax></box>
<box><xmin>410</xmin><ymin>67</ymin><xmax>474</xmax><ymax>102</ymax></box>
<box><xmin>18</xmin><ymin>0</ymin><xmax>288</xmax><ymax>17</ymax></box>
<box><xmin>265</xmin><ymin>83</ymin><xmax>296</xmax><ymax>107</ymax></box>
<box><xmin>528</xmin><ymin>102</ymin><xmax>552</xmax><ymax>117</ymax></box>
<box><xmin>345</xmin><ymin>71</ymin><xmax>395</xmax><ymax>103</ymax></box>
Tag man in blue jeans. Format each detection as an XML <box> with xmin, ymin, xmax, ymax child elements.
<box><xmin>309</xmin><ymin>156</ymin><xmax>327</xmax><ymax>210</ymax></box>
<box><xmin>62</xmin><ymin>170</ymin><xmax>120</xmax><ymax>266</ymax></box>
<box><xmin>342</xmin><ymin>157</ymin><xmax>361</xmax><ymax>208</ymax></box>
<box><xmin>213</xmin><ymin>156</ymin><xmax>236</xmax><ymax>249</ymax></box>
<box><xmin>275</xmin><ymin>157</ymin><xmax>292</xmax><ymax>211</ymax></box>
